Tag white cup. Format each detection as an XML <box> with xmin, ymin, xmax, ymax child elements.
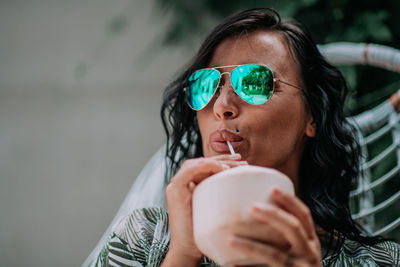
<box><xmin>192</xmin><ymin>165</ymin><xmax>294</xmax><ymax>266</ymax></box>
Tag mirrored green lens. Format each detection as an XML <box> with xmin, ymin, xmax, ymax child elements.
<box><xmin>231</xmin><ymin>64</ymin><xmax>274</xmax><ymax>105</ymax></box>
<box><xmin>186</xmin><ymin>69</ymin><xmax>220</xmax><ymax>110</ymax></box>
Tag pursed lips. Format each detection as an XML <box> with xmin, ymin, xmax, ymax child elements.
<box><xmin>209</xmin><ymin>129</ymin><xmax>244</xmax><ymax>153</ymax></box>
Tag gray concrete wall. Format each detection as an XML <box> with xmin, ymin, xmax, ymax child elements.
<box><xmin>0</xmin><ymin>0</ymin><xmax>193</xmax><ymax>266</ymax></box>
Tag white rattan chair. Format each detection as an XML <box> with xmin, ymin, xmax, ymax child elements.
<box><xmin>83</xmin><ymin>43</ymin><xmax>400</xmax><ymax>266</ymax></box>
<box><xmin>319</xmin><ymin>42</ymin><xmax>400</xmax><ymax>236</ymax></box>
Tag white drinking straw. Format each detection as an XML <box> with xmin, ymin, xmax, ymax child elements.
<box><xmin>226</xmin><ymin>140</ymin><xmax>235</xmax><ymax>155</ymax></box>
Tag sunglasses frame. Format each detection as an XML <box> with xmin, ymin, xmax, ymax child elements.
<box><xmin>184</xmin><ymin>64</ymin><xmax>302</xmax><ymax>111</ymax></box>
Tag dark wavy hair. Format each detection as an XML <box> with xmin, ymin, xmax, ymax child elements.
<box><xmin>160</xmin><ymin>7</ymin><xmax>384</xmax><ymax>261</ymax></box>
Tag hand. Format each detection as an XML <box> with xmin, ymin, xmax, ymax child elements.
<box><xmin>229</xmin><ymin>188</ymin><xmax>322</xmax><ymax>267</ymax></box>
<box><xmin>390</xmin><ymin>91</ymin><xmax>400</xmax><ymax>113</ymax></box>
<box><xmin>165</xmin><ymin>154</ymin><xmax>248</xmax><ymax>265</ymax></box>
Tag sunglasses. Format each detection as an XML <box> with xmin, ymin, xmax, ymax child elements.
<box><xmin>184</xmin><ymin>64</ymin><xmax>301</xmax><ymax>111</ymax></box>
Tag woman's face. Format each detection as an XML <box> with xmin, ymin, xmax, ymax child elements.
<box><xmin>197</xmin><ymin>30</ymin><xmax>315</xmax><ymax>182</ymax></box>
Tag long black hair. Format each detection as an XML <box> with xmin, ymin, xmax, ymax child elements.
<box><xmin>160</xmin><ymin>7</ymin><xmax>385</xmax><ymax>261</ymax></box>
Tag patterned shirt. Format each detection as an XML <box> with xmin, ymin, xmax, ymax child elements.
<box><xmin>95</xmin><ymin>207</ymin><xmax>400</xmax><ymax>267</ymax></box>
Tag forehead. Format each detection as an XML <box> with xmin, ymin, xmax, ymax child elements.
<box><xmin>209</xmin><ymin>30</ymin><xmax>299</xmax><ymax>75</ymax></box>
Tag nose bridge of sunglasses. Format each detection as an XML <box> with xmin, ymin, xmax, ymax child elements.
<box><xmin>220</xmin><ymin>71</ymin><xmax>230</xmax><ymax>76</ymax></box>
<box><xmin>217</xmin><ymin>71</ymin><xmax>233</xmax><ymax>90</ymax></box>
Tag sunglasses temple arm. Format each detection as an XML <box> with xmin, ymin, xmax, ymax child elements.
<box><xmin>275</xmin><ymin>79</ymin><xmax>302</xmax><ymax>90</ymax></box>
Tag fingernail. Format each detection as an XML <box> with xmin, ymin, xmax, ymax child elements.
<box><xmin>222</xmin><ymin>164</ymin><xmax>230</xmax><ymax>169</ymax></box>
<box><xmin>188</xmin><ymin>181</ymin><xmax>196</xmax><ymax>191</ymax></box>
<box><xmin>229</xmin><ymin>236</ymin><xmax>240</xmax><ymax>246</ymax></box>
<box><xmin>229</xmin><ymin>153</ymin><xmax>241</xmax><ymax>159</ymax></box>
<box><xmin>252</xmin><ymin>202</ymin><xmax>266</xmax><ymax>211</ymax></box>
<box><xmin>273</xmin><ymin>188</ymin><xmax>282</xmax><ymax>197</ymax></box>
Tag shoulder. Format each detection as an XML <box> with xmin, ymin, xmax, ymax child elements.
<box><xmin>95</xmin><ymin>207</ymin><xmax>170</xmax><ymax>267</ymax></box>
<box><xmin>323</xmin><ymin>239</ymin><xmax>400</xmax><ymax>266</ymax></box>
<box><xmin>371</xmin><ymin>240</ymin><xmax>400</xmax><ymax>266</ymax></box>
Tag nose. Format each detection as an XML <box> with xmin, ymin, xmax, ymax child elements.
<box><xmin>213</xmin><ymin>80</ymin><xmax>239</xmax><ymax>120</ymax></box>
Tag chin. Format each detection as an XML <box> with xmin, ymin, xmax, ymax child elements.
<box><xmin>247</xmin><ymin>158</ymin><xmax>272</xmax><ymax>168</ymax></box>
<box><xmin>203</xmin><ymin>149</ymin><xmax>216</xmax><ymax>158</ymax></box>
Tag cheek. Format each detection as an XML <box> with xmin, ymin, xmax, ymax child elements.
<box><xmin>196</xmin><ymin>110</ymin><xmax>209</xmax><ymax>133</ymax></box>
<box><xmin>196</xmin><ymin>111</ymin><xmax>212</xmax><ymax>156</ymax></box>
<box><xmin>247</xmin><ymin>107</ymin><xmax>307</xmax><ymax>157</ymax></box>
<box><xmin>196</xmin><ymin>104</ymin><xmax>214</xmax><ymax>126</ymax></box>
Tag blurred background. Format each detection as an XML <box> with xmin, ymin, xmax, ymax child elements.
<box><xmin>0</xmin><ymin>0</ymin><xmax>399</xmax><ymax>266</ymax></box>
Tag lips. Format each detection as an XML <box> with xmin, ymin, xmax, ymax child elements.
<box><xmin>209</xmin><ymin>130</ymin><xmax>244</xmax><ymax>153</ymax></box>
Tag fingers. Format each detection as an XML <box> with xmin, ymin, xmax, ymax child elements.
<box><xmin>173</xmin><ymin>154</ymin><xmax>247</xmax><ymax>185</ymax></box>
<box><xmin>227</xmin><ymin>219</ymin><xmax>291</xmax><ymax>251</ymax></box>
<box><xmin>269</xmin><ymin>189</ymin><xmax>321</xmax><ymax>264</ymax></box>
<box><xmin>251</xmin><ymin>202</ymin><xmax>316</xmax><ymax>260</ymax></box>
<box><xmin>390</xmin><ymin>91</ymin><xmax>400</xmax><ymax>112</ymax></box>
<box><xmin>229</xmin><ymin>235</ymin><xmax>287</xmax><ymax>267</ymax></box>
<box><xmin>166</xmin><ymin>154</ymin><xmax>248</xmax><ymax>263</ymax></box>
<box><xmin>271</xmin><ymin>189</ymin><xmax>317</xmax><ymax>240</ymax></box>
<box><xmin>210</xmin><ymin>153</ymin><xmax>242</xmax><ymax>160</ymax></box>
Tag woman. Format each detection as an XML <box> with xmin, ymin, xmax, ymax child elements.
<box><xmin>95</xmin><ymin>8</ymin><xmax>400</xmax><ymax>266</ymax></box>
